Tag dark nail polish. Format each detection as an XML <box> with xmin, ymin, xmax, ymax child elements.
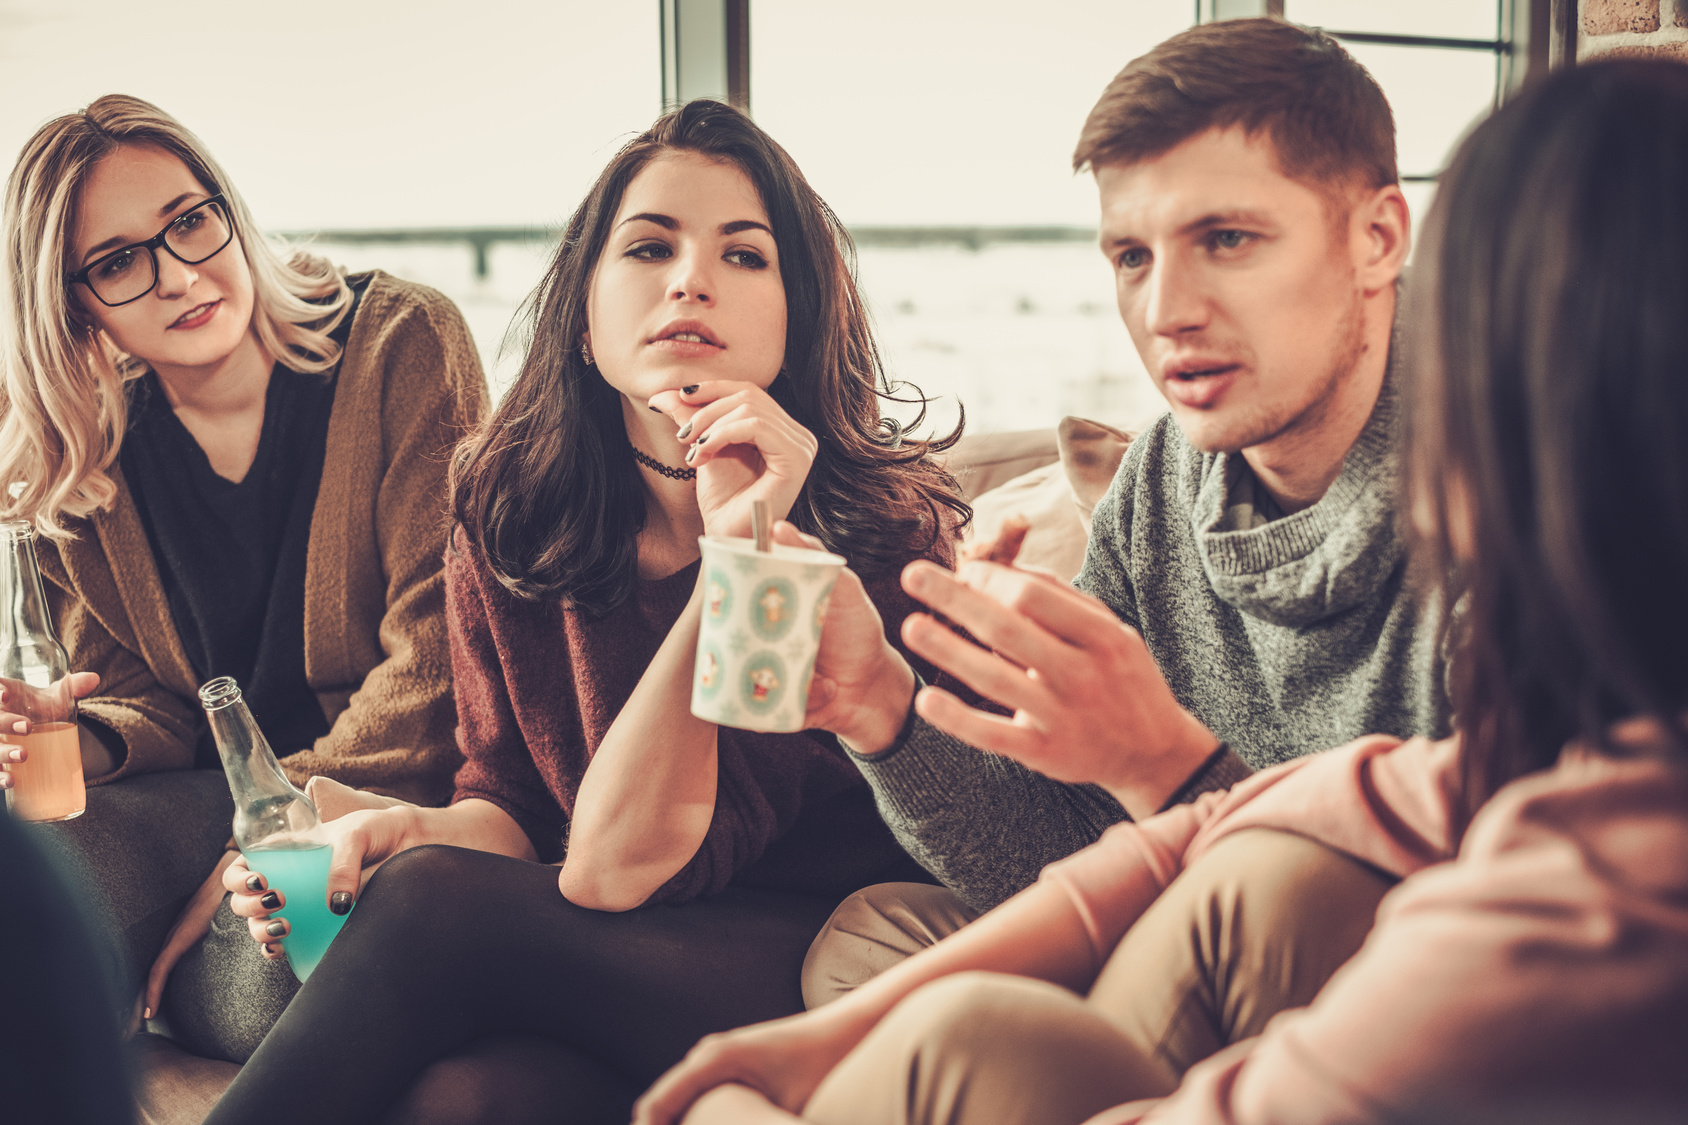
<box><xmin>330</xmin><ymin>891</ymin><xmax>353</xmax><ymax>915</ymax></box>
<box><xmin>684</xmin><ymin>445</ymin><xmax>698</xmax><ymax>464</ymax></box>
<box><xmin>260</xmin><ymin>944</ymin><xmax>272</xmax><ymax>955</ymax></box>
<box><xmin>265</xmin><ymin>920</ymin><xmax>288</xmax><ymax>937</ymax></box>
<box><xmin>260</xmin><ymin>891</ymin><xmax>281</xmax><ymax>910</ymax></box>
<box><xmin>649</xmin><ymin>404</ymin><xmax>662</xmax><ymax>412</ymax></box>
<box><xmin>681</xmin><ymin>385</ymin><xmax>698</xmax><ymax>395</ymax></box>
<box><xmin>245</xmin><ymin>874</ymin><xmax>266</xmax><ymax>893</ymax></box>
<box><xmin>675</xmin><ymin>420</ymin><xmax>694</xmax><ymax>440</ymax></box>
<box><xmin>695</xmin><ymin>434</ymin><xmax>708</xmax><ymax>446</ymax></box>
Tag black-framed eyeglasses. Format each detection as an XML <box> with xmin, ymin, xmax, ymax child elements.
<box><xmin>68</xmin><ymin>194</ymin><xmax>236</xmax><ymax>308</ymax></box>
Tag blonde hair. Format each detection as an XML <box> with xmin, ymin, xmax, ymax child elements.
<box><xmin>0</xmin><ymin>94</ymin><xmax>352</xmax><ymax>538</ymax></box>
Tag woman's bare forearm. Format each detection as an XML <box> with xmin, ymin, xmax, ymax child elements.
<box><xmin>560</xmin><ymin>579</ymin><xmax>718</xmax><ymax>910</ymax></box>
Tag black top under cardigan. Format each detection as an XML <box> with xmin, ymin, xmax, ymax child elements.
<box><xmin>121</xmin><ymin>278</ymin><xmax>366</xmax><ymax>766</ymax></box>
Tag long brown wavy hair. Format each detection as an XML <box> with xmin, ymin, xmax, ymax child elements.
<box><xmin>1407</xmin><ymin>60</ymin><xmax>1688</xmax><ymax>823</ymax></box>
<box><xmin>452</xmin><ymin>100</ymin><xmax>965</xmax><ymax>615</ymax></box>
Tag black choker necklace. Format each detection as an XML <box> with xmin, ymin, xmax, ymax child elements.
<box><xmin>631</xmin><ymin>446</ymin><xmax>696</xmax><ymax>481</ymax></box>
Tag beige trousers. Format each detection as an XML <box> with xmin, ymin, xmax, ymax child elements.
<box><xmin>802</xmin><ymin>882</ymin><xmax>982</xmax><ymax>1008</ymax></box>
<box><xmin>801</xmin><ymin>829</ymin><xmax>1394</xmax><ymax>1125</ymax></box>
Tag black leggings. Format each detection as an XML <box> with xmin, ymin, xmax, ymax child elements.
<box><xmin>203</xmin><ymin>844</ymin><xmax>846</xmax><ymax>1125</ymax></box>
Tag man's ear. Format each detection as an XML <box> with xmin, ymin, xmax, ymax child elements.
<box><xmin>1351</xmin><ymin>183</ymin><xmax>1411</xmax><ymax>296</ymax></box>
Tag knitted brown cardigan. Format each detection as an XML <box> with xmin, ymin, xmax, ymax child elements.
<box><xmin>35</xmin><ymin>271</ymin><xmax>486</xmax><ymax>806</ymax></box>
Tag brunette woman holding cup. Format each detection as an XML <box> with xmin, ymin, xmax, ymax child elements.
<box><xmin>206</xmin><ymin>99</ymin><xmax>966</xmax><ymax>1124</ymax></box>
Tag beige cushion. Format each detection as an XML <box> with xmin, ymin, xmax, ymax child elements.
<box><xmin>961</xmin><ymin>461</ymin><xmax>1090</xmax><ymax>582</ymax></box>
<box><xmin>958</xmin><ymin>417</ymin><xmax>1134</xmax><ymax>585</ymax></box>
<box><xmin>939</xmin><ymin>429</ymin><xmax>1060</xmax><ymax>502</ymax></box>
<box><xmin>1057</xmin><ymin>416</ymin><xmax>1132</xmax><ymax>528</ymax></box>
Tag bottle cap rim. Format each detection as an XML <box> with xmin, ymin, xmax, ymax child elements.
<box><xmin>198</xmin><ymin>676</ymin><xmax>243</xmax><ymax>710</ymax></box>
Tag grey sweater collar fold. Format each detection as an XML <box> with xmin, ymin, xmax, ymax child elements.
<box><xmin>1192</xmin><ymin>374</ymin><xmax>1402</xmax><ymax>628</ymax></box>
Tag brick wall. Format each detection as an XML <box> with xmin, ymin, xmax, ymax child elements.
<box><xmin>1579</xmin><ymin>0</ymin><xmax>1688</xmax><ymax>61</ymax></box>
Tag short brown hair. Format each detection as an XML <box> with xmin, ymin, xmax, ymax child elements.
<box><xmin>1073</xmin><ymin>18</ymin><xmax>1396</xmax><ymax>195</ymax></box>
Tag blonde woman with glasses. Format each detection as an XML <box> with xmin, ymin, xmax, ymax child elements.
<box><xmin>0</xmin><ymin>95</ymin><xmax>484</xmax><ymax>1067</ymax></box>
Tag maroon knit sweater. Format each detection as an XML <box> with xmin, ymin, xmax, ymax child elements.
<box><xmin>447</xmin><ymin>528</ymin><xmax>949</xmax><ymax>903</ymax></box>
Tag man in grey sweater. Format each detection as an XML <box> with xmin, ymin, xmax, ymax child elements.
<box><xmin>798</xmin><ymin>20</ymin><xmax>1449</xmax><ymax>1005</ymax></box>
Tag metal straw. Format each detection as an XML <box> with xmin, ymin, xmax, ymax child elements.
<box><xmin>752</xmin><ymin>500</ymin><xmax>771</xmax><ymax>552</ymax></box>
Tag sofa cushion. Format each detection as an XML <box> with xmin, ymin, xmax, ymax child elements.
<box><xmin>1057</xmin><ymin>416</ymin><xmax>1133</xmax><ymax>528</ymax></box>
<box><xmin>958</xmin><ymin>418</ymin><xmax>1134</xmax><ymax>585</ymax></box>
<box><xmin>961</xmin><ymin>461</ymin><xmax>1090</xmax><ymax>582</ymax></box>
<box><xmin>939</xmin><ymin>429</ymin><xmax>1060</xmax><ymax>502</ymax></box>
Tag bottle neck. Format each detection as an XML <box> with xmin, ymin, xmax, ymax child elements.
<box><xmin>204</xmin><ymin>689</ymin><xmax>324</xmax><ymax>850</ymax></box>
<box><xmin>207</xmin><ymin>696</ymin><xmax>299</xmax><ymax>799</ymax></box>
<box><xmin>0</xmin><ymin>531</ymin><xmax>59</xmax><ymax>652</ymax></box>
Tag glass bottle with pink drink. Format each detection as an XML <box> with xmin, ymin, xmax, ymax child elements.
<box><xmin>1</xmin><ymin>519</ymin><xmax>84</xmax><ymax>822</ymax></box>
<box><xmin>199</xmin><ymin>676</ymin><xmax>351</xmax><ymax>981</ymax></box>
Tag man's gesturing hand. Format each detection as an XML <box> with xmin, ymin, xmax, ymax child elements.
<box><xmin>899</xmin><ymin>559</ymin><xmax>1219</xmax><ymax>819</ymax></box>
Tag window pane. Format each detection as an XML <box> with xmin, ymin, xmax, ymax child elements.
<box><xmin>751</xmin><ymin>0</ymin><xmax>1192</xmax><ymax>227</ymax></box>
<box><xmin>752</xmin><ymin>0</ymin><xmax>1191</xmax><ymax>435</ymax></box>
<box><xmin>1285</xmin><ymin>0</ymin><xmax>1500</xmax><ymax>41</ymax></box>
<box><xmin>858</xmin><ymin>243</ymin><xmax>1164</xmax><ymax>439</ymax></box>
<box><xmin>1343</xmin><ymin>41</ymin><xmax>1497</xmax><ymax>178</ymax></box>
<box><xmin>0</xmin><ymin>0</ymin><xmax>659</xmax><ymax>230</ymax></box>
<box><xmin>0</xmin><ymin>0</ymin><xmax>659</xmax><ymax>391</ymax></box>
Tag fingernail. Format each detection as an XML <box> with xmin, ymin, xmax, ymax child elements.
<box><xmin>12</xmin><ymin>720</ymin><xmax>25</xmax><ymax>733</ymax></box>
<box><xmin>648</xmin><ymin>404</ymin><xmax>661</xmax><ymax>413</ymax></box>
<box><xmin>681</xmin><ymin>384</ymin><xmax>698</xmax><ymax>395</ymax></box>
<box><xmin>330</xmin><ymin>891</ymin><xmax>353</xmax><ymax>915</ymax></box>
<box><xmin>676</xmin><ymin>420</ymin><xmax>693</xmax><ymax>440</ymax></box>
<box><xmin>260</xmin><ymin>944</ymin><xmax>273</xmax><ymax>955</ymax></box>
<box><xmin>143</xmin><ymin>1006</ymin><xmax>153</xmax><ymax>1020</ymax></box>
<box><xmin>245</xmin><ymin>874</ymin><xmax>266</xmax><ymax>893</ymax></box>
<box><xmin>265</xmin><ymin>920</ymin><xmax>287</xmax><ymax>937</ymax></box>
<box><xmin>684</xmin><ymin>444</ymin><xmax>698</xmax><ymax>464</ymax></box>
<box><xmin>695</xmin><ymin>434</ymin><xmax>708</xmax><ymax>446</ymax></box>
<box><xmin>260</xmin><ymin>891</ymin><xmax>281</xmax><ymax>910</ymax></box>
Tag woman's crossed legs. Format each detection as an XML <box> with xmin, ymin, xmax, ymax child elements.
<box><xmin>802</xmin><ymin>829</ymin><xmax>1394</xmax><ymax>1125</ymax></box>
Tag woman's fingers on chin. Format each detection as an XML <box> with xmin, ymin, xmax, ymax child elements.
<box><xmin>647</xmin><ymin>389</ymin><xmax>687</xmax><ymax>416</ymax></box>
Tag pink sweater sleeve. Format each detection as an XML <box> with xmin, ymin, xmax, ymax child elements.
<box><xmin>1101</xmin><ymin>755</ymin><xmax>1688</xmax><ymax>1125</ymax></box>
<box><xmin>1043</xmin><ymin>734</ymin><xmax>1463</xmax><ymax>969</ymax></box>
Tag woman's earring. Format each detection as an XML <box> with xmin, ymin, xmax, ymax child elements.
<box><xmin>580</xmin><ymin>340</ymin><xmax>595</xmax><ymax>367</ymax></box>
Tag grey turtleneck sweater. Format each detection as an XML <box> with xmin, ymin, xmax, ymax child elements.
<box><xmin>849</xmin><ymin>377</ymin><xmax>1451</xmax><ymax>911</ymax></box>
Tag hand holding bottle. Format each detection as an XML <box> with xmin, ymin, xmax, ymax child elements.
<box><xmin>0</xmin><ymin>672</ymin><xmax>105</xmax><ymax>822</ymax></box>
<box><xmin>2</xmin><ymin>520</ymin><xmax>101</xmax><ymax>819</ymax></box>
<box><xmin>222</xmin><ymin>805</ymin><xmax>411</xmax><ymax>961</ymax></box>
<box><xmin>0</xmin><ymin>671</ymin><xmax>103</xmax><ymax>790</ymax></box>
<box><xmin>200</xmin><ymin>676</ymin><xmax>364</xmax><ymax>982</ymax></box>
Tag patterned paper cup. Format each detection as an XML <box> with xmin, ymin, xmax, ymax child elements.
<box><xmin>692</xmin><ymin>535</ymin><xmax>846</xmax><ymax>733</ymax></box>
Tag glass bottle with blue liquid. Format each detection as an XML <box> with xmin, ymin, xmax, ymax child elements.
<box><xmin>199</xmin><ymin>676</ymin><xmax>350</xmax><ymax>981</ymax></box>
